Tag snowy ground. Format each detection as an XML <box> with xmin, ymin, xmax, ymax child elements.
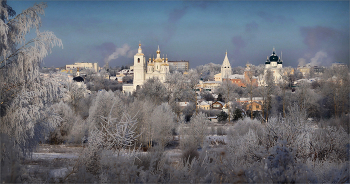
<box><xmin>23</xmin><ymin>137</ymin><xmax>227</xmax><ymax>182</ymax></box>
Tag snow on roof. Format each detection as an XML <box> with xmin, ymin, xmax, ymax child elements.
<box><xmin>238</xmin><ymin>97</ymin><xmax>263</xmax><ymax>101</ymax></box>
<box><xmin>229</xmin><ymin>74</ymin><xmax>244</xmax><ymax>79</ymax></box>
<box><xmin>214</xmin><ymin>101</ymin><xmax>225</xmax><ymax>106</ymax></box>
<box><xmin>177</xmin><ymin>102</ymin><xmax>190</xmax><ymax>106</ymax></box>
<box><xmin>198</xmin><ymin>101</ymin><xmax>210</xmax><ymax>106</ymax></box>
<box><xmin>203</xmin><ymin>81</ymin><xmax>221</xmax><ymax>84</ymax></box>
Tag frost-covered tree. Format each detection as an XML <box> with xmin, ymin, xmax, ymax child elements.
<box><xmin>0</xmin><ymin>1</ymin><xmax>62</xmax><ymax>182</ymax></box>
<box><xmin>47</xmin><ymin>101</ymin><xmax>82</xmax><ymax>144</ymax></box>
<box><xmin>136</xmin><ymin>78</ymin><xmax>167</xmax><ymax>105</ymax></box>
<box><xmin>0</xmin><ymin>0</ymin><xmax>62</xmax><ymax>141</ymax></box>
<box><xmin>180</xmin><ymin>112</ymin><xmax>209</xmax><ymax>150</ymax></box>
<box><xmin>150</xmin><ymin>103</ymin><xmax>176</xmax><ymax>149</ymax></box>
<box><xmin>87</xmin><ymin>90</ymin><xmax>123</xmax><ymax>131</ymax></box>
<box><xmin>196</xmin><ymin>63</ymin><xmax>221</xmax><ymax>81</ymax></box>
<box><xmin>258</xmin><ymin>69</ymin><xmax>276</xmax><ymax>122</ymax></box>
<box><xmin>216</xmin><ymin>79</ymin><xmax>240</xmax><ymax>121</ymax></box>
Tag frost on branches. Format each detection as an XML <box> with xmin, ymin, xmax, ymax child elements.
<box><xmin>0</xmin><ymin>1</ymin><xmax>62</xmax><ymax>181</ymax></box>
<box><xmin>89</xmin><ymin>102</ymin><xmax>141</xmax><ymax>150</ymax></box>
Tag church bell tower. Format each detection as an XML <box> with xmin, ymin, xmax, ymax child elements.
<box><xmin>133</xmin><ymin>43</ymin><xmax>146</xmax><ymax>90</ymax></box>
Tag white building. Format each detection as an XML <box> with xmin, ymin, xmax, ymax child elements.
<box><xmin>214</xmin><ymin>51</ymin><xmax>232</xmax><ymax>82</ymax></box>
<box><xmin>66</xmin><ymin>62</ymin><xmax>99</xmax><ymax>73</ymax></box>
<box><xmin>123</xmin><ymin>44</ymin><xmax>170</xmax><ymax>94</ymax></box>
<box><xmin>168</xmin><ymin>60</ymin><xmax>189</xmax><ymax>72</ymax></box>
<box><xmin>259</xmin><ymin>48</ymin><xmax>283</xmax><ymax>85</ymax></box>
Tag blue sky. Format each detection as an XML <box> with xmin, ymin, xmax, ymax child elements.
<box><xmin>9</xmin><ymin>1</ymin><xmax>349</xmax><ymax>68</ymax></box>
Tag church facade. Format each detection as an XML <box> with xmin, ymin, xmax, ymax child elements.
<box><xmin>259</xmin><ymin>48</ymin><xmax>283</xmax><ymax>86</ymax></box>
<box><xmin>123</xmin><ymin>44</ymin><xmax>170</xmax><ymax>94</ymax></box>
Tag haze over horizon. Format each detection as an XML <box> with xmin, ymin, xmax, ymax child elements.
<box><xmin>10</xmin><ymin>1</ymin><xmax>349</xmax><ymax>69</ymax></box>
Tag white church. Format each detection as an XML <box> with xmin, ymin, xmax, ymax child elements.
<box><xmin>123</xmin><ymin>43</ymin><xmax>170</xmax><ymax>94</ymax></box>
<box><xmin>258</xmin><ymin>48</ymin><xmax>284</xmax><ymax>86</ymax></box>
<box><xmin>214</xmin><ymin>51</ymin><xmax>232</xmax><ymax>82</ymax></box>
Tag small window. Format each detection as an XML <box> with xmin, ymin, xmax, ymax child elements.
<box><xmin>138</xmin><ymin>58</ymin><xmax>140</xmax><ymax>63</ymax></box>
<box><xmin>256</xmin><ymin>105</ymin><xmax>259</xmax><ymax>108</ymax></box>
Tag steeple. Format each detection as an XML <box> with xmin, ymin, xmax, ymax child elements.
<box><xmin>222</xmin><ymin>50</ymin><xmax>230</xmax><ymax>66</ymax></box>
<box><xmin>137</xmin><ymin>42</ymin><xmax>142</xmax><ymax>54</ymax></box>
<box><xmin>156</xmin><ymin>45</ymin><xmax>160</xmax><ymax>58</ymax></box>
<box><xmin>221</xmin><ymin>51</ymin><xmax>232</xmax><ymax>80</ymax></box>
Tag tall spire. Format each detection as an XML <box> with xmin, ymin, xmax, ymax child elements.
<box><xmin>222</xmin><ymin>50</ymin><xmax>231</xmax><ymax>67</ymax></box>
<box><xmin>221</xmin><ymin>50</ymin><xmax>232</xmax><ymax>80</ymax></box>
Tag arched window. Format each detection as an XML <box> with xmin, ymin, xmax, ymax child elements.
<box><xmin>138</xmin><ymin>58</ymin><xmax>140</xmax><ymax>63</ymax></box>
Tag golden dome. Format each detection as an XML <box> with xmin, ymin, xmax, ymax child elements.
<box><xmin>154</xmin><ymin>58</ymin><xmax>163</xmax><ymax>62</ymax></box>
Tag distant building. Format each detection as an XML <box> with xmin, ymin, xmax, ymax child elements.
<box><xmin>313</xmin><ymin>66</ymin><xmax>325</xmax><ymax>75</ymax></box>
<box><xmin>123</xmin><ymin>44</ymin><xmax>170</xmax><ymax>94</ymax></box>
<box><xmin>259</xmin><ymin>48</ymin><xmax>284</xmax><ymax>85</ymax></box>
<box><xmin>222</xmin><ymin>65</ymin><xmax>258</xmax><ymax>87</ymax></box>
<box><xmin>168</xmin><ymin>60</ymin><xmax>189</xmax><ymax>72</ymax></box>
<box><xmin>297</xmin><ymin>65</ymin><xmax>311</xmax><ymax>77</ymax></box>
<box><xmin>197</xmin><ymin>101</ymin><xmax>211</xmax><ymax>110</ymax></box>
<box><xmin>214</xmin><ymin>73</ymin><xmax>222</xmax><ymax>81</ymax></box>
<box><xmin>66</xmin><ymin>62</ymin><xmax>99</xmax><ymax>73</ymax></box>
<box><xmin>245</xmin><ymin>101</ymin><xmax>263</xmax><ymax>112</ymax></box>
<box><xmin>331</xmin><ymin>62</ymin><xmax>348</xmax><ymax>69</ymax></box>
<box><xmin>212</xmin><ymin>101</ymin><xmax>225</xmax><ymax>110</ymax></box>
<box><xmin>223</xmin><ymin>74</ymin><xmax>245</xmax><ymax>87</ymax></box>
<box><xmin>215</xmin><ymin>51</ymin><xmax>232</xmax><ymax>82</ymax></box>
<box><xmin>196</xmin><ymin>80</ymin><xmax>222</xmax><ymax>92</ymax></box>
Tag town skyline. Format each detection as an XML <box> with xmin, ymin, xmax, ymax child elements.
<box><xmin>10</xmin><ymin>1</ymin><xmax>349</xmax><ymax>68</ymax></box>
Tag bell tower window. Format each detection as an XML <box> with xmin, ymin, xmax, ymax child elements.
<box><xmin>138</xmin><ymin>58</ymin><xmax>140</xmax><ymax>63</ymax></box>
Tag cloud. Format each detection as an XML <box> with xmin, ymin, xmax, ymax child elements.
<box><xmin>310</xmin><ymin>51</ymin><xmax>327</xmax><ymax>66</ymax></box>
<box><xmin>163</xmin><ymin>6</ymin><xmax>188</xmax><ymax>44</ymax></box>
<box><xmin>231</xmin><ymin>36</ymin><xmax>246</xmax><ymax>48</ymax></box>
<box><xmin>299</xmin><ymin>26</ymin><xmax>349</xmax><ymax>65</ymax></box>
<box><xmin>95</xmin><ymin>42</ymin><xmax>116</xmax><ymax>57</ymax></box>
<box><xmin>300</xmin><ymin>26</ymin><xmax>336</xmax><ymax>52</ymax></box>
<box><xmin>245</xmin><ymin>21</ymin><xmax>259</xmax><ymax>33</ymax></box>
<box><xmin>298</xmin><ymin>51</ymin><xmax>329</xmax><ymax>67</ymax></box>
<box><xmin>231</xmin><ymin>36</ymin><xmax>247</xmax><ymax>63</ymax></box>
<box><xmin>105</xmin><ymin>44</ymin><xmax>135</xmax><ymax>64</ymax></box>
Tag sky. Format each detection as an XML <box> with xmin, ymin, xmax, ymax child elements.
<box><xmin>9</xmin><ymin>1</ymin><xmax>349</xmax><ymax>69</ymax></box>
